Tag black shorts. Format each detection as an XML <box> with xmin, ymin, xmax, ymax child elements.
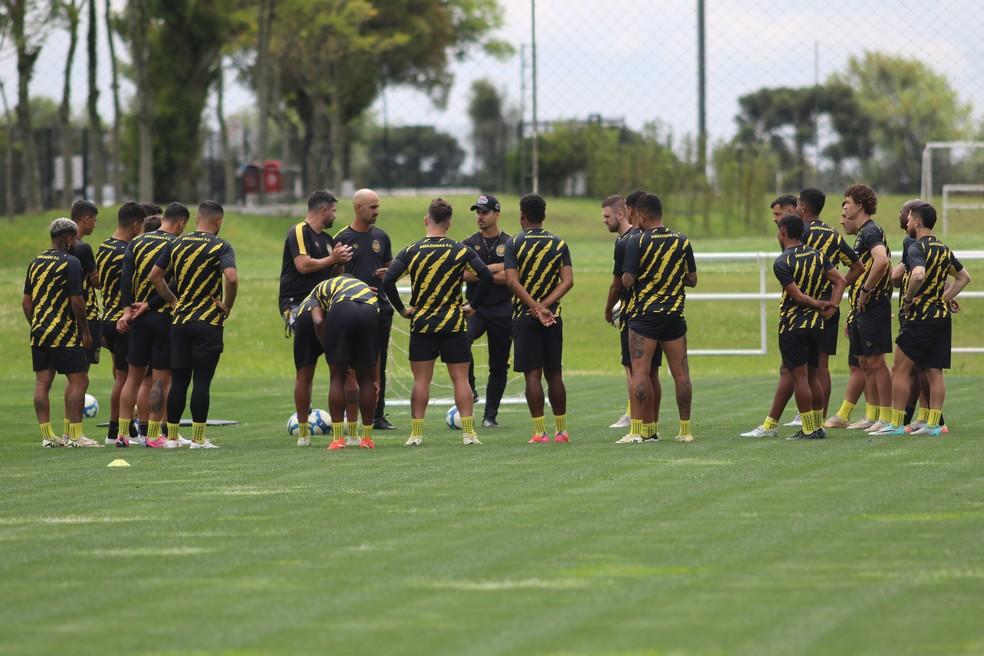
<box><xmin>128</xmin><ymin>311</ymin><xmax>172</xmax><ymax>370</ymax></box>
<box><xmin>896</xmin><ymin>316</ymin><xmax>951</xmax><ymax>370</ymax></box>
<box><xmin>409</xmin><ymin>330</ymin><xmax>470</xmax><ymax>364</ymax></box>
<box><xmin>85</xmin><ymin>319</ymin><xmax>101</xmax><ymax>364</ymax></box>
<box><xmin>819</xmin><ymin>307</ymin><xmax>840</xmax><ymax>356</ymax></box>
<box><xmin>778</xmin><ymin>328</ymin><xmax>821</xmax><ymax>370</ymax></box>
<box><xmin>512</xmin><ymin>314</ymin><xmax>563</xmax><ymax>372</ymax></box>
<box><xmin>101</xmin><ymin>320</ymin><xmax>130</xmax><ymax>372</ymax></box>
<box><xmin>292</xmin><ymin>310</ymin><xmax>324</xmax><ymax>370</ymax></box>
<box><xmin>32</xmin><ymin>345</ymin><xmax>88</xmax><ymax>374</ymax></box>
<box><xmin>627</xmin><ymin>314</ymin><xmax>687</xmax><ymax>343</ymax></box>
<box><xmin>848</xmin><ymin>300</ymin><xmax>893</xmax><ymax>359</ymax></box>
<box><xmin>324</xmin><ymin>302</ymin><xmax>379</xmax><ymax>368</ymax></box>
<box><xmin>620</xmin><ymin>323</ymin><xmax>662</xmax><ymax>368</ymax></box>
<box><xmin>171</xmin><ymin>322</ymin><xmax>224</xmax><ymax>370</ymax></box>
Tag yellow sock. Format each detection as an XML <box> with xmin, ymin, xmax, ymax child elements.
<box><xmin>630</xmin><ymin>418</ymin><xmax>643</xmax><ymax>436</ymax></box>
<box><xmin>346</xmin><ymin>420</ymin><xmax>357</xmax><ymax>437</ymax></box>
<box><xmin>167</xmin><ymin>423</ymin><xmax>181</xmax><ymax>440</ymax></box>
<box><xmin>298</xmin><ymin>421</ymin><xmax>310</xmax><ymax>439</ymax></box>
<box><xmin>462</xmin><ymin>416</ymin><xmax>475</xmax><ymax>434</ymax></box>
<box><xmin>917</xmin><ymin>407</ymin><xmax>929</xmax><ymax>422</ymax></box>
<box><xmin>679</xmin><ymin>419</ymin><xmax>691</xmax><ymax>436</ymax></box>
<box><xmin>763</xmin><ymin>416</ymin><xmax>779</xmax><ymax>430</ymax></box>
<box><xmin>69</xmin><ymin>422</ymin><xmax>83</xmax><ymax>440</ymax></box>
<box><xmin>643</xmin><ymin>422</ymin><xmax>656</xmax><ymax>438</ymax></box>
<box><xmin>411</xmin><ymin>418</ymin><xmax>424</xmax><ymax>437</ymax></box>
<box><xmin>331</xmin><ymin>422</ymin><xmax>345</xmax><ymax>440</ymax></box>
<box><xmin>362</xmin><ymin>424</ymin><xmax>372</xmax><ymax>440</ymax></box>
<box><xmin>927</xmin><ymin>408</ymin><xmax>942</xmax><ymax>428</ymax></box>
<box><xmin>836</xmin><ymin>400</ymin><xmax>855</xmax><ymax>421</ymax></box>
<box><xmin>814</xmin><ymin>410</ymin><xmax>824</xmax><ymax>429</ymax></box>
<box><xmin>652</xmin><ymin>421</ymin><xmax>659</xmax><ymax>437</ymax></box>
<box><xmin>801</xmin><ymin>411</ymin><xmax>815</xmax><ymax>434</ymax></box>
<box><xmin>192</xmin><ymin>421</ymin><xmax>206</xmax><ymax>443</ymax></box>
<box><xmin>879</xmin><ymin>406</ymin><xmax>892</xmax><ymax>423</ymax></box>
<box><xmin>891</xmin><ymin>408</ymin><xmax>905</xmax><ymax>427</ymax></box>
<box><xmin>865</xmin><ymin>404</ymin><xmax>878</xmax><ymax>421</ymax></box>
<box><xmin>147</xmin><ymin>420</ymin><xmax>161</xmax><ymax>439</ymax></box>
<box><xmin>64</xmin><ymin>418</ymin><xmax>71</xmax><ymax>436</ymax></box>
<box><xmin>40</xmin><ymin>422</ymin><xmax>57</xmax><ymax>439</ymax></box>
<box><xmin>625</xmin><ymin>400</ymin><xmax>631</xmax><ymax>416</ymax></box>
<box><xmin>532</xmin><ymin>416</ymin><xmax>546</xmax><ymax>435</ymax></box>
<box><xmin>554</xmin><ymin>414</ymin><xmax>566</xmax><ymax>433</ymax></box>
<box><xmin>118</xmin><ymin>415</ymin><xmax>132</xmax><ymax>438</ymax></box>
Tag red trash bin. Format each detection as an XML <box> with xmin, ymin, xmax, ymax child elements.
<box><xmin>262</xmin><ymin>160</ymin><xmax>282</xmax><ymax>194</ymax></box>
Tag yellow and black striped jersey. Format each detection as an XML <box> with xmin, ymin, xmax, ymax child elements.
<box><xmin>622</xmin><ymin>226</ymin><xmax>696</xmax><ymax>319</ymax></box>
<box><xmin>804</xmin><ymin>219</ymin><xmax>858</xmax><ymax>300</ymax></box>
<box><xmin>23</xmin><ymin>249</ymin><xmax>84</xmax><ymax>347</ymax></box>
<box><xmin>155</xmin><ymin>231</ymin><xmax>237</xmax><ymax>326</ymax></box>
<box><xmin>122</xmin><ymin>229</ymin><xmax>177</xmax><ymax>315</ymax></box>
<box><xmin>773</xmin><ymin>244</ymin><xmax>833</xmax><ymax>333</ymax></box>
<box><xmin>613</xmin><ymin>227</ymin><xmax>642</xmax><ymax>326</ymax></box>
<box><xmin>72</xmin><ymin>240</ymin><xmax>100</xmax><ymax>320</ymax></box>
<box><xmin>898</xmin><ymin>236</ymin><xmax>915</xmax><ymax>318</ymax></box>
<box><xmin>503</xmin><ymin>228</ymin><xmax>573</xmax><ymax>319</ymax></box>
<box><xmin>384</xmin><ymin>236</ymin><xmax>490</xmax><ymax>333</ymax></box>
<box><xmin>299</xmin><ymin>274</ymin><xmax>378</xmax><ymax>317</ymax></box>
<box><xmin>96</xmin><ymin>237</ymin><xmax>129</xmax><ymax>321</ymax></box>
<box><xmin>849</xmin><ymin>219</ymin><xmax>892</xmax><ymax>309</ymax></box>
<box><xmin>904</xmin><ymin>236</ymin><xmax>963</xmax><ymax>321</ymax></box>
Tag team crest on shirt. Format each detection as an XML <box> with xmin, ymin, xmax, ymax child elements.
<box><xmin>372</xmin><ymin>239</ymin><xmax>382</xmax><ymax>253</ymax></box>
<box><xmin>496</xmin><ymin>244</ymin><xmax>505</xmax><ymax>256</ymax></box>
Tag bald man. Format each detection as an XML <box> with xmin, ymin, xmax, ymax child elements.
<box><xmin>334</xmin><ymin>189</ymin><xmax>396</xmax><ymax>430</ymax></box>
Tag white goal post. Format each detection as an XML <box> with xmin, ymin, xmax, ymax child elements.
<box><xmin>920</xmin><ymin>140</ymin><xmax>984</xmax><ymax>205</ymax></box>
<box><xmin>942</xmin><ymin>184</ymin><xmax>984</xmax><ymax>236</ymax></box>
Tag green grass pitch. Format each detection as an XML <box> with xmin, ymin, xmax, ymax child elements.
<box><xmin>1</xmin><ymin>195</ymin><xmax>983</xmax><ymax>654</ymax></box>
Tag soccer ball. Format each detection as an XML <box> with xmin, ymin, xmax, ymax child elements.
<box><xmin>83</xmin><ymin>394</ymin><xmax>99</xmax><ymax>418</ymax></box>
<box><xmin>309</xmin><ymin>409</ymin><xmax>331</xmax><ymax>435</ymax></box>
<box><xmin>286</xmin><ymin>412</ymin><xmax>310</xmax><ymax>436</ymax></box>
<box><xmin>446</xmin><ymin>405</ymin><xmax>462</xmax><ymax>430</ymax></box>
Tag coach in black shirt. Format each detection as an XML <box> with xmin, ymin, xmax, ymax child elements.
<box><xmin>334</xmin><ymin>188</ymin><xmax>396</xmax><ymax>429</ymax></box>
<box><xmin>461</xmin><ymin>194</ymin><xmax>512</xmax><ymax>427</ymax></box>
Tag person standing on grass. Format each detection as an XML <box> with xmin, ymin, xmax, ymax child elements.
<box><xmin>150</xmin><ymin>201</ymin><xmax>238</xmax><ymax>449</ymax></box>
<box><xmin>504</xmin><ymin>193</ymin><xmax>574</xmax><ymax>444</ymax></box>
<box><xmin>24</xmin><ymin>219</ymin><xmax>96</xmax><ymax>447</ymax></box>
<box><xmin>873</xmin><ymin>202</ymin><xmax>971</xmax><ymax>436</ymax></box>
<box><xmin>621</xmin><ymin>193</ymin><xmax>697</xmax><ymax>444</ymax></box>
<box><xmin>383</xmin><ymin>198</ymin><xmax>492</xmax><ymax>447</ymax></box>
<box><xmin>461</xmin><ymin>194</ymin><xmax>513</xmax><ymax>428</ymax></box>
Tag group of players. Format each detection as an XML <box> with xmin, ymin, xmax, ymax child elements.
<box><xmin>25</xmin><ymin>199</ymin><xmax>237</xmax><ymax>448</ymax></box>
<box><xmin>25</xmin><ymin>182</ymin><xmax>970</xmax><ymax>449</ymax></box>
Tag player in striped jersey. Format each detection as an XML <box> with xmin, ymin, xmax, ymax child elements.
<box><xmin>383</xmin><ymin>198</ymin><xmax>492</xmax><ymax>446</ymax></box>
<box><xmin>24</xmin><ymin>219</ymin><xmax>96</xmax><ymax>447</ymax></box>
<box><xmin>113</xmin><ymin>202</ymin><xmax>190</xmax><ymax>448</ymax></box>
<box><xmin>621</xmin><ymin>193</ymin><xmax>697</xmax><ymax>443</ymax></box>
<box><xmin>96</xmin><ymin>202</ymin><xmax>148</xmax><ymax>444</ymax></box>
<box><xmin>151</xmin><ymin>201</ymin><xmax>238</xmax><ymax>449</ymax></box>
<box><xmin>305</xmin><ymin>275</ymin><xmax>380</xmax><ymax>450</ymax></box>
<box><xmin>874</xmin><ymin>202</ymin><xmax>971</xmax><ymax>436</ymax></box>
<box><xmin>70</xmin><ymin>200</ymin><xmax>102</xmax><ymax>369</ymax></box>
<box><xmin>747</xmin><ymin>215</ymin><xmax>846</xmax><ymax>439</ymax></box>
<box><xmin>504</xmin><ymin>193</ymin><xmax>574</xmax><ymax>443</ymax></box>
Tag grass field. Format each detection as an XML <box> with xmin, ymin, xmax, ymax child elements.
<box><xmin>1</xmin><ymin>195</ymin><xmax>983</xmax><ymax>654</ymax></box>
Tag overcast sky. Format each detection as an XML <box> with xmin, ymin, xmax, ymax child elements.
<box><xmin>4</xmin><ymin>0</ymin><xmax>982</xmax><ymax>149</ymax></box>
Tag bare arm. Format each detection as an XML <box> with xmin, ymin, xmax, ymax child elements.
<box><xmin>293</xmin><ymin>242</ymin><xmax>352</xmax><ymax>274</ymax></box>
<box><xmin>464</xmin><ymin>262</ymin><xmax>505</xmax><ymax>283</ymax></box>
<box><xmin>505</xmin><ymin>268</ymin><xmax>544</xmax><ymax>313</ymax></box>
<box><xmin>150</xmin><ymin>265</ymin><xmax>178</xmax><ymax>307</ymax></box>
<box><xmin>214</xmin><ymin>267</ymin><xmax>238</xmax><ymax>317</ymax></box>
<box><xmin>943</xmin><ymin>268</ymin><xmax>971</xmax><ymax>303</ymax></box>
<box><xmin>845</xmin><ymin>258</ymin><xmax>865</xmax><ymax>287</ymax></box>
<box><xmin>70</xmin><ymin>294</ymin><xmax>92</xmax><ymax>348</ymax></box>
<box><xmin>22</xmin><ymin>294</ymin><xmax>33</xmax><ymax>324</ymax></box>
<box><xmin>684</xmin><ymin>271</ymin><xmax>698</xmax><ymax>288</ymax></box>
<box><xmin>825</xmin><ymin>268</ymin><xmax>847</xmax><ymax>307</ymax></box>
<box><xmin>605</xmin><ymin>275</ymin><xmax>622</xmax><ymax>323</ymax></box>
<box><xmin>621</xmin><ymin>271</ymin><xmax>637</xmax><ymax>289</ymax></box>
<box><xmin>904</xmin><ymin>266</ymin><xmax>927</xmax><ymax>300</ymax></box>
<box><xmin>783</xmin><ymin>282</ymin><xmax>825</xmax><ymax>310</ymax></box>
<box><xmin>890</xmin><ymin>262</ymin><xmax>906</xmax><ymax>288</ymax></box>
<box><xmin>538</xmin><ymin>265</ymin><xmax>574</xmax><ymax>309</ymax></box>
<box><xmin>310</xmin><ymin>305</ymin><xmax>326</xmax><ymax>348</ymax></box>
<box><xmin>864</xmin><ymin>244</ymin><xmax>889</xmax><ymax>290</ymax></box>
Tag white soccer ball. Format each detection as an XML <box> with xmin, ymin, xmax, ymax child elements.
<box><xmin>83</xmin><ymin>393</ymin><xmax>99</xmax><ymax>418</ymax></box>
<box><xmin>286</xmin><ymin>412</ymin><xmax>302</xmax><ymax>436</ymax></box>
<box><xmin>309</xmin><ymin>409</ymin><xmax>331</xmax><ymax>435</ymax></box>
<box><xmin>446</xmin><ymin>405</ymin><xmax>462</xmax><ymax>430</ymax></box>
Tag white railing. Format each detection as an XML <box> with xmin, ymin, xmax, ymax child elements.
<box><xmin>688</xmin><ymin>251</ymin><xmax>984</xmax><ymax>355</ymax></box>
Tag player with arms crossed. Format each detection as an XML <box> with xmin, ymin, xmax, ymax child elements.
<box><xmin>383</xmin><ymin>198</ymin><xmax>492</xmax><ymax>446</ymax></box>
<box><xmin>873</xmin><ymin>202</ymin><xmax>970</xmax><ymax>436</ymax></box>
<box><xmin>621</xmin><ymin>193</ymin><xmax>697</xmax><ymax>443</ymax></box>
<box><xmin>150</xmin><ymin>201</ymin><xmax>238</xmax><ymax>449</ymax></box>
<box><xmin>504</xmin><ymin>193</ymin><xmax>574</xmax><ymax>444</ymax></box>
<box><xmin>24</xmin><ymin>219</ymin><xmax>97</xmax><ymax>447</ymax></box>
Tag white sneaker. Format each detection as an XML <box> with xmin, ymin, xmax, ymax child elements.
<box><xmin>345</xmin><ymin>436</ymin><xmax>361</xmax><ymax>447</ymax></box>
<box><xmin>865</xmin><ymin>420</ymin><xmax>889</xmax><ymax>433</ymax></box>
<box><xmin>739</xmin><ymin>425</ymin><xmax>778</xmax><ymax>438</ymax></box>
<box><xmin>165</xmin><ymin>439</ymin><xmax>181</xmax><ymax>449</ymax></box>
<box><xmin>675</xmin><ymin>434</ymin><xmax>695</xmax><ymax>443</ymax></box>
<box><xmin>846</xmin><ymin>417</ymin><xmax>875</xmax><ymax>430</ymax></box>
<box><xmin>404</xmin><ymin>437</ymin><xmax>422</xmax><ymax>447</ymax></box>
<box><xmin>823</xmin><ymin>415</ymin><xmax>848</xmax><ymax>429</ymax></box>
<box><xmin>42</xmin><ymin>436</ymin><xmax>66</xmax><ymax>448</ymax></box>
<box><xmin>189</xmin><ymin>439</ymin><xmax>219</xmax><ymax>449</ymax></box>
<box><xmin>297</xmin><ymin>436</ymin><xmax>311</xmax><ymax>447</ymax></box>
<box><xmin>462</xmin><ymin>434</ymin><xmax>482</xmax><ymax>445</ymax></box>
<box><xmin>904</xmin><ymin>421</ymin><xmax>926</xmax><ymax>434</ymax></box>
<box><xmin>67</xmin><ymin>436</ymin><xmax>103</xmax><ymax>448</ymax></box>
<box><xmin>130</xmin><ymin>435</ymin><xmax>147</xmax><ymax>447</ymax></box>
<box><xmin>175</xmin><ymin>434</ymin><xmax>192</xmax><ymax>447</ymax></box>
<box><xmin>104</xmin><ymin>437</ymin><xmax>117</xmax><ymax>446</ymax></box>
<box><xmin>615</xmin><ymin>433</ymin><xmax>643</xmax><ymax>444</ymax></box>
<box><xmin>609</xmin><ymin>414</ymin><xmax>631</xmax><ymax>429</ymax></box>
<box><xmin>784</xmin><ymin>414</ymin><xmax>802</xmax><ymax>427</ymax></box>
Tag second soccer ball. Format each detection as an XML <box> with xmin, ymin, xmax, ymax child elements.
<box><xmin>446</xmin><ymin>405</ymin><xmax>462</xmax><ymax>430</ymax></box>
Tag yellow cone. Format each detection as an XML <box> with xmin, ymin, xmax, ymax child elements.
<box><xmin>107</xmin><ymin>459</ymin><xmax>130</xmax><ymax>468</ymax></box>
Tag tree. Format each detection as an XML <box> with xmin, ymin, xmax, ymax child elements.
<box><xmin>122</xmin><ymin>0</ymin><xmax>153</xmax><ymax>200</ymax></box>
<box><xmin>215</xmin><ymin>57</ymin><xmax>236</xmax><ymax>204</ymax></box>
<box><xmin>104</xmin><ymin>0</ymin><xmax>121</xmax><ymax>201</ymax></box>
<box><xmin>363</xmin><ymin>124</ymin><xmax>464</xmax><ymax>188</ymax></box>
<box><xmin>85</xmin><ymin>0</ymin><xmax>104</xmax><ymax>204</ymax></box>
<box><xmin>468</xmin><ymin>78</ymin><xmax>508</xmax><ymax>190</ymax></box>
<box><xmin>831</xmin><ymin>51</ymin><xmax>972</xmax><ymax>192</ymax></box>
<box><xmin>0</xmin><ymin>77</ymin><xmax>15</xmax><ymax>216</ymax></box>
<box><xmin>56</xmin><ymin>0</ymin><xmax>83</xmax><ymax>208</ymax></box>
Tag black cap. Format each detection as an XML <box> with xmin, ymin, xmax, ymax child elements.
<box><xmin>470</xmin><ymin>194</ymin><xmax>500</xmax><ymax>212</ymax></box>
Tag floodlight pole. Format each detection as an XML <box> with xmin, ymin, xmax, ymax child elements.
<box><xmin>696</xmin><ymin>0</ymin><xmax>707</xmax><ymax>175</ymax></box>
<box><xmin>531</xmin><ymin>0</ymin><xmax>539</xmax><ymax>194</ymax></box>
